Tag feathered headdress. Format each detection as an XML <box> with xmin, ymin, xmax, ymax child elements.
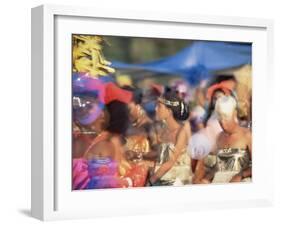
<box><xmin>72</xmin><ymin>35</ymin><xmax>115</xmax><ymax>78</ymax></box>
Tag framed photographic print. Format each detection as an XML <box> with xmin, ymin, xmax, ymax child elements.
<box><xmin>31</xmin><ymin>4</ymin><xmax>274</xmax><ymax>221</ymax></box>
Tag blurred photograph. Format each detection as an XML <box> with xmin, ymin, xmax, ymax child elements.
<box><xmin>72</xmin><ymin>34</ymin><xmax>252</xmax><ymax>190</ymax></box>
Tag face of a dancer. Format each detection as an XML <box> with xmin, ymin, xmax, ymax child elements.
<box><xmin>88</xmin><ymin>110</ymin><xmax>109</xmax><ymax>132</ymax></box>
<box><xmin>156</xmin><ymin>102</ymin><xmax>170</xmax><ymax>121</ymax></box>
<box><xmin>218</xmin><ymin>112</ymin><xmax>237</xmax><ymax>134</ymax></box>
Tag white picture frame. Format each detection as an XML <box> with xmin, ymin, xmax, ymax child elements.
<box><xmin>31</xmin><ymin>4</ymin><xmax>274</xmax><ymax>221</ymax></box>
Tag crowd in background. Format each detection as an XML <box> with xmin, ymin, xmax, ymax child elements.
<box><xmin>72</xmin><ymin>35</ymin><xmax>252</xmax><ymax>190</ymax></box>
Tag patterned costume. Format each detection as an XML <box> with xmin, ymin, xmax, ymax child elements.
<box><xmin>204</xmin><ymin>148</ymin><xmax>251</xmax><ymax>183</ymax></box>
<box><xmin>154</xmin><ymin>143</ymin><xmax>192</xmax><ymax>186</ymax></box>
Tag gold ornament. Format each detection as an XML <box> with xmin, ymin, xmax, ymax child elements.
<box><xmin>126</xmin><ymin>135</ymin><xmax>150</xmax><ymax>154</ymax></box>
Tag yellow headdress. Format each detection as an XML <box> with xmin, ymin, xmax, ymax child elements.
<box><xmin>72</xmin><ymin>35</ymin><xmax>115</xmax><ymax>78</ymax></box>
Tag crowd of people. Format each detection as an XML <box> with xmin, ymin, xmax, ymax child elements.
<box><xmin>72</xmin><ymin>35</ymin><xmax>252</xmax><ymax>190</ymax></box>
<box><xmin>72</xmin><ymin>73</ymin><xmax>252</xmax><ymax>189</ymax></box>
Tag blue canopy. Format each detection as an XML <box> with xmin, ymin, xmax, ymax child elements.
<box><xmin>111</xmin><ymin>41</ymin><xmax>251</xmax><ymax>85</ymax></box>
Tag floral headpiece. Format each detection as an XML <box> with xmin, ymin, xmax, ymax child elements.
<box><xmin>158</xmin><ymin>97</ymin><xmax>186</xmax><ymax>117</ymax></box>
<box><xmin>158</xmin><ymin>97</ymin><xmax>180</xmax><ymax>107</ymax></box>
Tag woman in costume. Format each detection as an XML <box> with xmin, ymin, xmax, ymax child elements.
<box><xmin>72</xmin><ymin>34</ymin><xmax>114</xmax><ymax>158</ymax></box>
<box><xmin>121</xmin><ymin>87</ymin><xmax>161</xmax><ymax>163</ymax></box>
<box><xmin>148</xmin><ymin>92</ymin><xmax>193</xmax><ymax>186</ymax></box>
<box><xmin>191</xmin><ymin>79</ymin><xmax>236</xmax><ymax>182</ymax></box>
<box><xmin>194</xmin><ymin>96</ymin><xmax>252</xmax><ymax>184</ymax></box>
<box><xmin>72</xmin><ymin>34</ymin><xmax>137</xmax><ymax>189</ymax></box>
<box><xmin>73</xmin><ymin>82</ymin><xmax>149</xmax><ymax>189</ymax></box>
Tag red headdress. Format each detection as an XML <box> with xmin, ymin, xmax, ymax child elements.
<box><xmin>150</xmin><ymin>83</ymin><xmax>164</xmax><ymax>96</ymax></box>
<box><xmin>104</xmin><ymin>82</ymin><xmax>133</xmax><ymax>104</ymax></box>
<box><xmin>206</xmin><ymin>80</ymin><xmax>234</xmax><ymax>102</ymax></box>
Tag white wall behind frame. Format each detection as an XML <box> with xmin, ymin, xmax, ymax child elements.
<box><xmin>0</xmin><ymin>0</ymin><xmax>280</xmax><ymax>225</ymax></box>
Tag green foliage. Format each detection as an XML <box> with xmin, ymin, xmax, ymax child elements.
<box><xmin>103</xmin><ymin>36</ymin><xmax>192</xmax><ymax>63</ymax></box>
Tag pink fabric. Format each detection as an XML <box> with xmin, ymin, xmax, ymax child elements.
<box><xmin>73</xmin><ymin>158</ymin><xmax>90</xmax><ymax>190</ymax></box>
<box><xmin>83</xmin><ymin>76</ymin><xmax>106</xmax><ymax>104</ymax></box>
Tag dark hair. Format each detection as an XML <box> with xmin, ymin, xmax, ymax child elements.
<box><xmin>204</xmin><ymin>88</ymin><xmax>226</xmax><ymax>125</ymax></box>
<box><xmin>210</xmin><ymin>88</ymin><xmax>225</xmax><ymax>109</ymax></box>
<box><xmin>106</xmin><ymin>100</ymin><xmax>130</xmax><ymax>135</ymax></box>
<box><xmin>211</xmin><ymin>74</ymin><xmax>236</xmax><ymax>85</ymax></box>
<box><xmin>163</xmin><ymin>92</ymin><xmax>189</xmax><ymax>121</ymax></box>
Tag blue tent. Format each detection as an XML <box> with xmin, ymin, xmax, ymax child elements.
<box><xmin>111</xmin><ymin>41</ymin><xmax>252</xmax><ymax>85</ymax></box>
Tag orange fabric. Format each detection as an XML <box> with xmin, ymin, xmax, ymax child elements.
<box><xmin>125</xmin><ymin>163</ymin><xmax>148</xmax><ymax>187</ymax></box>
<box><xmin>206</xmin><ymin>80</ymin><xmax>234</xmax><ymax>101</ymax></box>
